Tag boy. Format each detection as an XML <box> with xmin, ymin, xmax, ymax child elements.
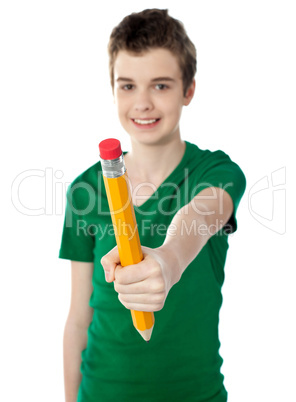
<box><xmin>60</xmin><ymin>9</ymin><xmax>246</xmax><ymax>402</ymax></box>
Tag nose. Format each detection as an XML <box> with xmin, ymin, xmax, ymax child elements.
<box><xmin>134</xmin><ymin>90</ymin><xmax>154</xmax><ymax>113</ymax></box>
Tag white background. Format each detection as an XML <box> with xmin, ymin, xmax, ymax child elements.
<box><xmin>1</xmin><ymin>1</ymin><xmax>295</xmax><ymax>401</ymax></box>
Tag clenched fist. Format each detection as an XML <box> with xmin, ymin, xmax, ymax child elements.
<box><xmin>100</xmin><ymin>245</ymin><xmax>182</xmax><ymax>312</ymax></box>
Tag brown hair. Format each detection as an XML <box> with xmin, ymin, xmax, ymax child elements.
<box><xmin>108</xmin><ymin>9</ymin><xmax>197</xmax><ymax>95</ymax></box>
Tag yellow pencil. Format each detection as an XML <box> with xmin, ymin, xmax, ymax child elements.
<box><xmin>99</xmin><ymin>138</ymin><xmax>155</xmax><ymax>342</ymax></box>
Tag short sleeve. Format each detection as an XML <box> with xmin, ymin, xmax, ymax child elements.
<box><xmin>59</xmin><ymin>182</ymin><xmax>95</xmax><ymax>262</ymax></box>
<box><xmin>193</xmin><ymin>151</ymin><xmax>246</xmax><ymax>234</ymax></box>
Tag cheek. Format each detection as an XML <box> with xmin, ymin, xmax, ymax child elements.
<box><xmin>115</xmin><ymin>96</ymin><xmax>128</xmax><ymax>117</ymax></box>
<box><xmin>165</xmin><ymin>99</ymin><xmax>183</xmax><ymax>120</ymax></box>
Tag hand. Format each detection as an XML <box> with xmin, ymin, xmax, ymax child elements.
<box><xmin>100</xmin><ymin>245</ymin><xmax>182</xmax><ymax>312</ymax></box>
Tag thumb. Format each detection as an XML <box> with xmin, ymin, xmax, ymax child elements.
<box><xmin>100</xmin><ymin>246</ymin><xmax>121</xmax><ymax>282</ymax></box>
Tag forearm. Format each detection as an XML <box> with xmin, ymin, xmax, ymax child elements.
<box><xmin>63</xmin><ymin>319</ymin><xmax>88</xmax><ymax>402</ymax></box>
<box><xmin>159</xmin><ymin>188</ymin><xmax>233</xmax><ymax>283</ymax></box>
<box><xmin>160</xmin><ymin>204</ymin><xmax>209</xmax><ymax>282</ymax></box>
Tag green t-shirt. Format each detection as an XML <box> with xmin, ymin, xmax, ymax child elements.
<box><xmin>59</xmin><ymin>140</ymin><xmax>246</xmax><ymax>402</ymax></box>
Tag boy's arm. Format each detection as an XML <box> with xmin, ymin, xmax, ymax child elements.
<box><xmin>101</xmin><ymin>187</ymin><xmax>233</xmax><ymax>313</ymax></box>
<box><xmin>161</xmin><ymin>186</ymin><xmax>233</xmax><ymax>283</ymax></box>
<box><xmin>63</xmin><ymin>261</ymin><xmax>94</xmax><ymax>402</ymax></box>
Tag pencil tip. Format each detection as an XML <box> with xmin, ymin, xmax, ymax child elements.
<box><xmin>136</xmin><ymin>326</ymin><xmax>153</xmax><ymax>342</ymax></box>
<box><xmin>146</xmin><ymin>341</ymin><xmax>149</xmax><ymax>343</ymax></box>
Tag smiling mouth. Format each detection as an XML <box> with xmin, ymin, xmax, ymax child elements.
<box><xmin>132</xmin><ymin>118</ymin><xmax>160</xmax><ymax>125</ymax></box>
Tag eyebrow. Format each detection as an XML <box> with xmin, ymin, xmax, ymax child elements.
<box><xmin>151</xmin><ymin>77</ymin><xmax>175</xmax><ymax>82</ymax></box>
<box><xmin>116</xmin><ymin>77</ymin><xmax>176</xmax><ymax>83</ymax></box>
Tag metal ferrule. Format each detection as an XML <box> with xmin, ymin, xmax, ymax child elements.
<box><xmin>100</xmin><ymin>154</ymin><xmax>126</xmax><ymax>178</ymax></box>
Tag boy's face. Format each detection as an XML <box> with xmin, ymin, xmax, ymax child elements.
<box><xmin>113</xmin><ymin>48</ymin><xmax>195</xmax><ymax>146</ymax></box>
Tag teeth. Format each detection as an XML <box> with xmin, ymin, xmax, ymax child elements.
<box><xmin>134</xmin><ymin>119</ymin><xmax>157</xmax><ymax>125</ymax></box>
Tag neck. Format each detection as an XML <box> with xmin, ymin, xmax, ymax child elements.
<box><xmin>124</xmin><ymin>136</ymin><xmax>186</xmax><ymax>184</ymax></box>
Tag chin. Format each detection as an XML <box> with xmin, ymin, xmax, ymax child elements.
<box><xmin>131</xmin><ymin>133</ymin><xmax>177</xmax><ymax>147</ymax></box>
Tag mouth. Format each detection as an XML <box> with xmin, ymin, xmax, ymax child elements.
<box><xmin>131</xmin><ymin>118</ymin><xmax>161</xmax><ymax>128</ymax></box>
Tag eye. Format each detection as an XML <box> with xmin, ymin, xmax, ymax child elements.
<box><xmin>122</xmin><ymin>84</ymin><xmax>134</xmax><ymax>90</ymax></box>
<box><xmin>155</xmin><ymin>84</ymin><xmax>168</xmax><ymax>90</ymax></box>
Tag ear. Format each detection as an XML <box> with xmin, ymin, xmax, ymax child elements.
<box><xmin>112</xmin><ymin>87</ymin><xmax>116</xmax><ymax>104</ymax></box>
<box><xmin>183</xmin><ymin>79</ymin><xmax>196</xmax><ymax>106</ymax></box>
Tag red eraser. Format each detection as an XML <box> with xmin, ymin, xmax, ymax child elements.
<box><xmin>99</xmin><ymin>138</ymin><xmax>122</xmax><ymax>160</ymax></box>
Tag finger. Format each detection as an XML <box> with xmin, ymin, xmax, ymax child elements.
<box><xmin>114</xmin><ymin>279</ymin><xmax>146</xmax><ymax>295</ymax></box>
<box><xmin>114</xmin><ymin>276</ymin><xmax>165</xmax><ymax>295</ymax></box>
<box><xmin>101</xmin><ymin>246</ymin><xmax>121</xmax><ymax>282</ymax></box>
<box><xmin>114</xmin><ymin>261</ymin><xmax>149</xmax><ymax>285</ymax></box>
<box><xmin>118</xmin><ymin>293</ymin><xmax>164</xmax><ymax>312</ymax></box>
<box><xmin>119</xmin><ymin>291</ymin><xmax>164</xmax><ymax>304</ymax></box>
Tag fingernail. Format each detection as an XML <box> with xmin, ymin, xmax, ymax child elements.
<box><xmin>105</xmin><ymin>272</ymin><xmax>110</xmax><ymax>282</ymax></box>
